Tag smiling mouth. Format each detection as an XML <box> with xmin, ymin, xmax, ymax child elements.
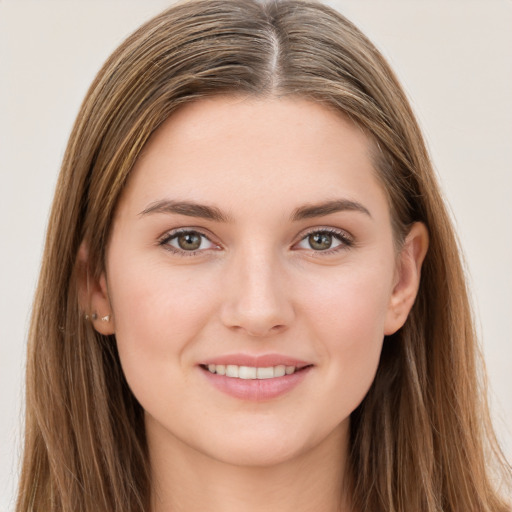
<box><xmin>200</xmin><ymin>364</ymin><xmax>312</xmax><ymax>380</ymax></box>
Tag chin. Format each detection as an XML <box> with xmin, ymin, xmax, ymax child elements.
<box><xmin>196</xmin><ymin>420</ymin><xmax>336</xmax><ymax>469</ymax></box>
<box><xmin>207</xmin><ymin>438</ymin><xmax>304</xmax><ymax>468</ymax></box>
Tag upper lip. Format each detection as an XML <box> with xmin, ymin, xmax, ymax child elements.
<box><xmin>200</xmin><ymin>353</ymin><xmax>312</xmax><ymax>369</ymax></box>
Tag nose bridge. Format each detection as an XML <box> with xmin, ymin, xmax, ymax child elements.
<box><xmin>221</xmin><ymin>239</ymin><xmax>293</xmax><ymax>336</ymax></box>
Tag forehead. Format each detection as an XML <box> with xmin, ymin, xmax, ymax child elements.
<box><xmin>118</xmin><ymin>96</ymin><xmax>388</xmax><ymax>221</ymax></box>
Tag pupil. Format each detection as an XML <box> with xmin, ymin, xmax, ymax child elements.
<box><xmin>309</xmin><ymin>233</ymin><xmax>332</xmax><ymax>250</ymax></box>
<box><xmin>178</xmin><ymin>232</ymin><xmax>201</xmax><ymax>250</ymax></box>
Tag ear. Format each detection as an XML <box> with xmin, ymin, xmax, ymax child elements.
<box><xmin>384</xmin><ymin>222</ymin><xmax>429</xmax><ymax>335</ymax></box>
<box><xmin>76</xmin><ymin>241</ymin><xmax>115</xmax><ymax>335</ymax></box>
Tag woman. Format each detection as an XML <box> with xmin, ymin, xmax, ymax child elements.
<box><xmin>15</xmin><ymin>0</ymin><xmax>511</xmax><ymax>510</ymax></box>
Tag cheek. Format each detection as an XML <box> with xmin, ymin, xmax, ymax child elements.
<box><xmin>110</xmin><ymin>255</ymin><xmax>214</xmax><ymax>336</ymax></box>
<box><xmin>106</xmin><ymin>256</ymin><xmax>219</xmax><ymax>394</ymax></box>
<box><xmin>303</xmin><ymin>259</ymin><xmax>394</xmax><ymax>338</ymax></box>
<box><xmin>298</xmin><ymin>261</ymin><xmax>394</xmax><ymax>402</ymax></box>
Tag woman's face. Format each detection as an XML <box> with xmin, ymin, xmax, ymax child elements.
<box><xmin>97</xmin><ymin>96</ymin><xmax>422</xmax><ymax>467</ymax></box>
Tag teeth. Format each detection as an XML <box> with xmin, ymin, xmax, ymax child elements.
<box><xmin>226</xmin><ymin>365</ymin><xmax>239</xmax><ymax>378</ymax></box>
<box><xmin>274</xmin><ymin>365</ymin><xmax>286</xmax><ymax>377</ymax></box>
<box><xmin>285</xmin><ymin>366</ymin><xmax>295</xmax><ymax>375</ymax></box>
<box><xmin>256</xmin><ymin>367</ymin><xmax>274</xmax><ymax>379</ymax></box>
<box><xmin>206</xmin><ymin>364</ymin><xmax>299</xmax><ymax>379</ymax></box>
<box><xmin>239</xmin><ymin>366</ymin><xmax>257</xmax><ymax>379</ymax></box>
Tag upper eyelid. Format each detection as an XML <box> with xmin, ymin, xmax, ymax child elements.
<box><xmin>159</xmin><ymin>225</ymin><xmax>350</xmax><ymax>236</ymax></box>
<box><xmin>159</xmin><ymin>227</ymin><xmax>216</xmax><ymax>242</ymax></box>
<box><xmin>296</xmin><ymin>226</ymin><xmax>353</xmax><ymax>241</ymax></box>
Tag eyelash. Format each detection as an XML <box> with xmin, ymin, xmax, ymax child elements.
<box><xmin>158</xmin><ymin>227</ymin><xmax>354</xmax><ymax>256</ymax></box>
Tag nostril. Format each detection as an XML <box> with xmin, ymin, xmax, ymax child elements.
<box><xmin>245</xmin><ymin>324</ymin><xmax>286</xmax><ymax>337</ymax></box>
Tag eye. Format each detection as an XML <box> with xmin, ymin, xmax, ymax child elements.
<box><xmin>295</xmin><ymin>229</ymin><xmax>352</xmax><ymax>252</ymax></box>
<box><xmin>160</xmin><ymin>229</ymin><xmax>218</xmax><ymax>254</ymax></box>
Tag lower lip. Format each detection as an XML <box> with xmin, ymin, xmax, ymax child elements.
<box><xmin>200</xmin><ymin>366</ymin><xmax>312</xmax><ymax>401</ymax></box>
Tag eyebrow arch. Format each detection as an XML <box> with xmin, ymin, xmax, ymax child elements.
<box><xmin>139</xmin><ymin>200</ymin><xmax>232</xmax><ymax>222</ymax></box>
<box><xmin>291</xmin><ymin>199</ymin><xmax>372</xmax><ymax>221</ymax></box>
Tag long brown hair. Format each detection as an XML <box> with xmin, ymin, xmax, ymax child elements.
<box><xmin>16</xmin><ymin>1</ymin><xmax>511</xmax><ymax>510</ymax></box>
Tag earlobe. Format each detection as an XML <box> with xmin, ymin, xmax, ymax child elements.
<box><xmin>384</xmin><ymin>222</ymin><xmax>429</xmax><ymax>336</ymax></box>
<box><xmin>76</xmin><ymin>241</ymin><xmax>115</xmax><ymax>335</ymax></box>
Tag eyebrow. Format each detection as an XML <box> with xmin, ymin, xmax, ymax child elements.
<box><xmin>139</xmin><ymin>198</ymin><xmax>371</xmax><ymax>223</ymax></box>
<box><xmin>139</xmin><ymin>200</ymin><xmax>232</xmax><ymax>222</ymax></box>
<box><xmin>290</xmin><ymin>199</ymin><xmax>371</xmax><ymax>221</ymax></box>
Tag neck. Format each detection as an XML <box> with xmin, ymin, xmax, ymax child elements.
<box><xmin>148</xmin><ymin>417</ymin><xmax>352</xmax><ymax>512</ymax></box>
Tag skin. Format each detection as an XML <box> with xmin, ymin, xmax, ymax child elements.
<box><xmin>84</xmin><ymin>96</ymin><xmax>428</xmax><ymax>512</ymax></box>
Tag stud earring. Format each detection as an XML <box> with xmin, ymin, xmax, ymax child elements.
<box><xmin>84</xmin><ymin>312</ymin><xmax>98</xmax><ymax>321</ymax></box>
<box><xmin>101</xmin><ymin>314</ymin><xmax>111</xmax><ymax>322</ymax></box>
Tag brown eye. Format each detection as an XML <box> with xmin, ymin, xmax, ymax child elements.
<box><xmin>295</xmin><ymin>229</ymin><xmax>350</xmax><ymax>253</ymax></box>
<box><xmin>177</xmin><ymin>232</ymin><xmax>202</xmax><ymax>251</ymax></box>
<box><xmin>162</xmin><ymin>230</ymin><xmax>216</xmax><ymax>253</ymax></box>
<box><xmin>308</xmin><ymin>232</ymin><xmax>333</xmax><ymax>250</ymax></box>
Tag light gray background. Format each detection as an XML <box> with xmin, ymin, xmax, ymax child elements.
<box><xmin>1</xmin><ymin>1</ymin><xmax>511</xmax><ymax>509</ymax></box>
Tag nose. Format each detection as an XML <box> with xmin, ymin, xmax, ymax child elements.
<box><xmin>219</xmin><ymin>245</ymin><xmax>295</xmax><ymax>337</ymax></box>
